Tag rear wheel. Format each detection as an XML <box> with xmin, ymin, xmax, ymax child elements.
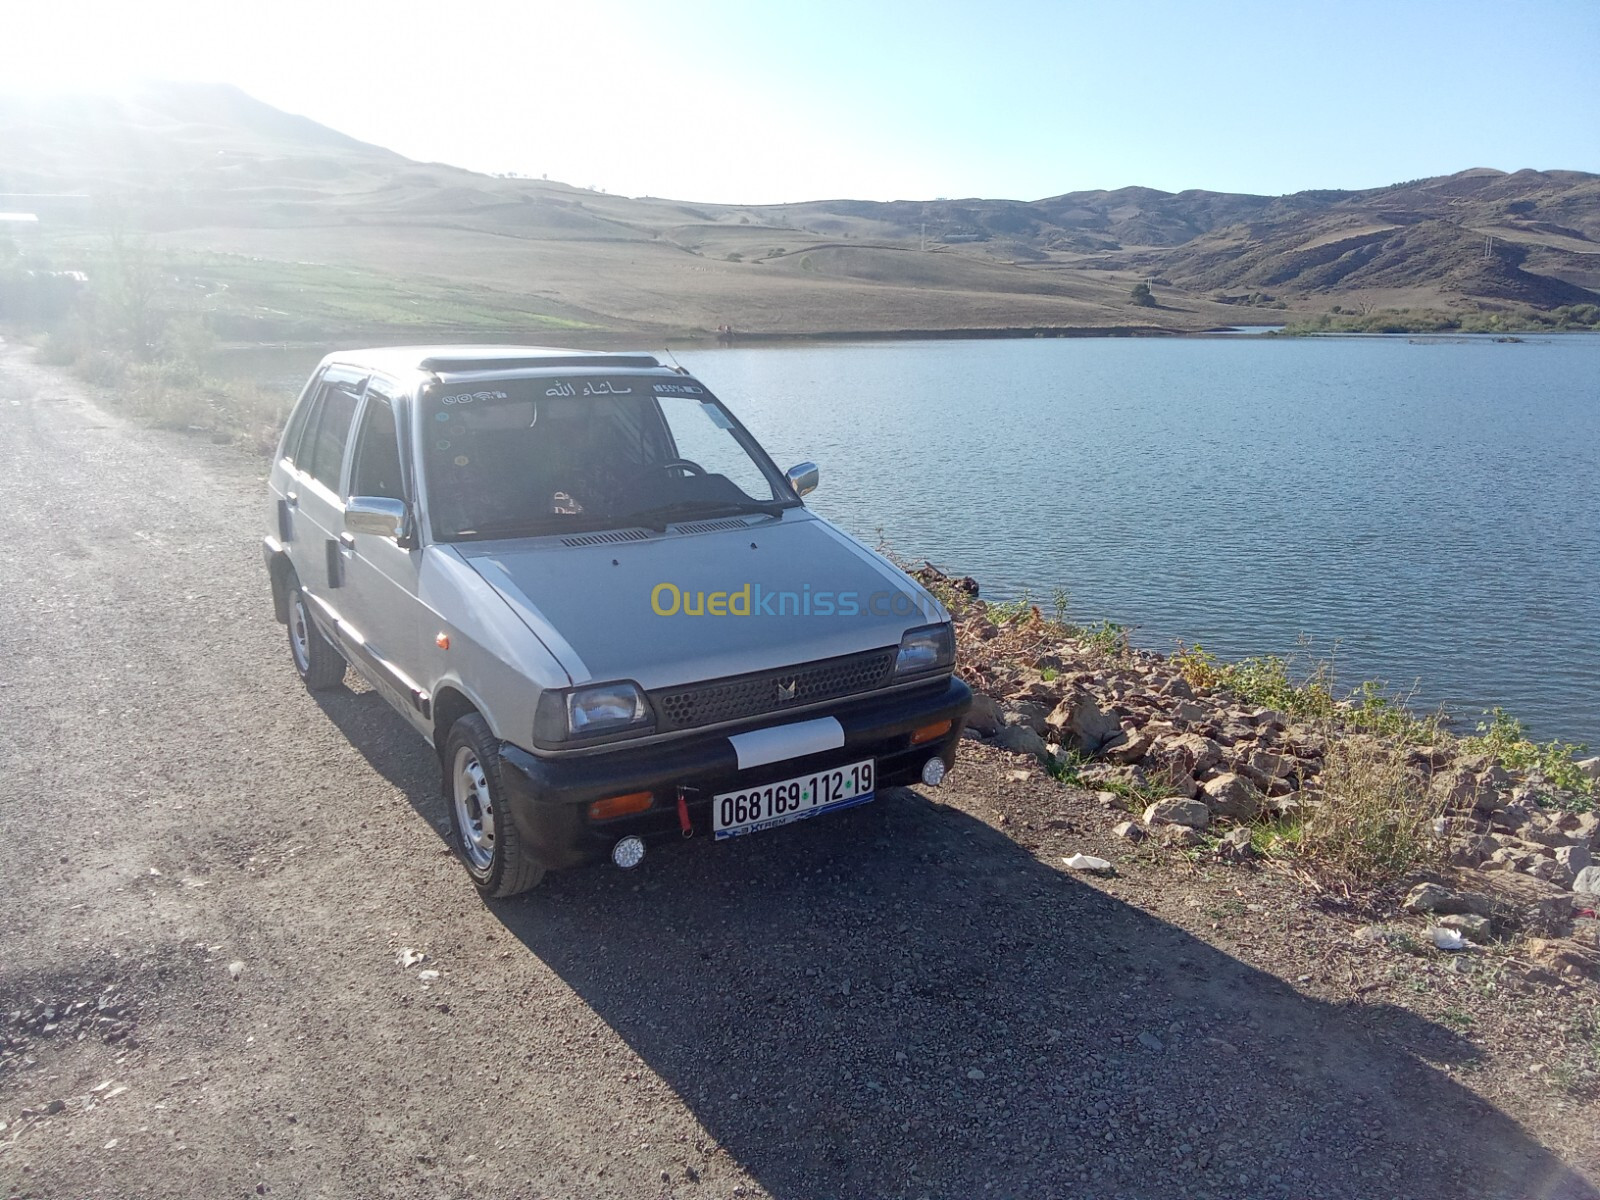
<box><xmin>445</xmin><ymin>713</ymin><xmax>546</xmax><ymax>898</ymax></box>
<box><xmin>286</xmin><ymin>578</ymin><xmax>346</xmax><ymax>691</ymax></box>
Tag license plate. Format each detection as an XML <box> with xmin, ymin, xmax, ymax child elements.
<box><xmin>713</xmin><ymin>759</ymin><xmax>876</xmax><ymax>840</ymax></box>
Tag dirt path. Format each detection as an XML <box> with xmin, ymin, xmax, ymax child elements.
<box><xmin>1</xmin><ymin>340</ymin><xmax>1595</xmax><ymax>1200</ymax></box>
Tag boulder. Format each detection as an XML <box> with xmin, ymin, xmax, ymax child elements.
<box><xmin>1431</xmin><ymin>768</ymin><xmax>1497</xmax><ymax>813</ymax></box>
<box><xmin>1248</xmin><ymin>749</ymin><xmax>1294</xmax><ymax>780</ymax></box>
<box><xmin>1402</xmin><ymin>882</ymin><xmax>1492</xmax><ymax>916</ymax></box>
<box><xmin>965</xmin><ymin>692</ymin><xmax>1004</xmax><ymax>736</ymax></box>
<box><xmin>996</xmin><ymin>724</ymin><xmax>1048</xmax><ymax>759</ymax></box>
<box><xmin>1171</xmin><ymin>700</ymin><xmax>1209</xmax><ymax>725</ymax></box>
<box><xmin>1244</xmin><ymin>708</ymin><xmax>1288</xmax><ymax>731</ymax></box>
<box><xmin>1572</xmin><ymin>865</ymin><xmax>1600</xmax><ymax>896</ymax></box>
<box><xmin>1103</xmin><ymin>729</ymin><xmax>1153</xmax><ymax>765</ymax></box>
<box><xmin>1148</xmin><ymin>733</ymin><xmax>1222</xmax><ymax>780</ymax></box>
<box><xmin>1524</xmin><ymin>937</ymin><xmax>1600</xmax><ymax>981</ymax></box>
<box><xmin>1575</xmin><ymin>755</ymin><xmax>1600</xmax><ymax>782</ymax></box>
<box><xmin>1142</xmin><ymin>797</ymin><xmax>1211</xmax><ymax>830</ymax></box>
<box><xmin>1555</xmin><ymin>844</ymin><xmax>1593</xmax><ymax>882</ymax></box>
<box><xmin>1201</xmin><ymin>773</ymin><xmax>1264</xmax><ymax>821</ymax></box>
<box><xmin>1003</xmin><ymin>700</ymin><xmax>1054</xmax><ymax>735</ymax></box>
<box><xmin>1046</xmin><ymin>692</ymin><xmax>1123</xmax><ymax>755</ymax></box>
<box><xmin>1161</xmin><ymin>675</ymin><xmax>1195</xmax><ymax>700</ymax></box>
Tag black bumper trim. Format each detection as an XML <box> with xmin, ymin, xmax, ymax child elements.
<box><xmin>496</xmin><ymin>675</ymin><xmax>972</xmax><ymax>869</ymax></box>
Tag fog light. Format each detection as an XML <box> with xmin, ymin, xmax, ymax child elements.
<box><xmin>921</xmin><ymin>757</ymin><xmax>947</xmax><ymax>787</ymax></box>
<box><xmin>611</xmin><ymin>835</ymin><xmax>646</xmax><ymax>870</ymax></box>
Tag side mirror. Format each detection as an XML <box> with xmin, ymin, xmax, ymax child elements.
<box><xmin>785</xmin><ymin>461</ymin><xmax>819</xmax><ymax>498</ymax></box>
<box><xmin>345</xmin><ymin>496</ymin><xmax>407</xmax><ymax>540</ymax></box>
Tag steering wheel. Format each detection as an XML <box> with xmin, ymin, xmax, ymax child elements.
<box><xmin>662</xmin><ymin>458</ymin><xmax>706</xmax><ymax>476</ymax></box>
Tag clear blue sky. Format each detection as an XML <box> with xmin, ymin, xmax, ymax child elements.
<box><xmin>10</xmin><ymin>0</ymin><xmax>1600</xmax><ymax>203</ymax></box>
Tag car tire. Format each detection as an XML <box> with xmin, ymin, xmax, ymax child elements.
<box><xmin>286</xmin><ymin>578</ymin><xmax>346</xmax><ymax>691</ymax></box>
<box><xmin>444</xmin><ymin>713</ymin><xmax>546</xmax><ymax>898</ymax></box>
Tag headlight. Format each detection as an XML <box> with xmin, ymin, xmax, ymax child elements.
<box><xmin>895</xmin><ymin>623</ymin><xmax>955</xmax><ymax>677</ymax></box>
<box><xmin>534</xmin><ymin>681</ymin><xmax>653</xmax><ymax>745</ymax></box>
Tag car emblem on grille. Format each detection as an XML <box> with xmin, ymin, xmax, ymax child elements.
<box><xmin>775</xmin><ymin>678</ymin><xmax>798</xmax><ymax>703</ymax></box>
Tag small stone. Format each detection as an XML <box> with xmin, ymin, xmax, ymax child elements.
<box><xmin>966</xmin><ymin>1067</ymin><xmax>985</xmax><ymax>1081</ymax></box>
<box><xmin>1137</xmin><ymin>1031</ymin><xmax>1164</xmax><ymax>1051</ymax></box>
<box><xmin>45</xmin><ymin>1099</ymin><xmax>66</xmax><ymax>1115</ymax></box>
<box><xmin>1112</xmin><ymin>821</ymin><xmax>1147</xmax><ymax>842</ymax></box>
<box><xmin>1216</xmin><ymin>827</ymin><xmax>1254</xmax><ymax>861</ymax></box>
<box><xmin>1161</xmin><ymin>825</ymin><xmax>1204</xmax><ymax>849</ymax></box>
<box><xmin>227</xmin><ymin>961</ymin><xmax>245</xmax><ymax>981</ymax></box>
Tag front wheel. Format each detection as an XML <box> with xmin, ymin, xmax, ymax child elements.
<box><xmin>445</xmin><ymin>714</ymin><xmax>546</xmax><ymax>898</ymax></box>
<box><xmin>286</xmin><ymin>579</ymin><xmax>346</xmax><ymax>691</ymax></box>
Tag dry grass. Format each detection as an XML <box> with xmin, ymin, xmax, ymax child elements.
<box><xmin>1298</xmin><ymin>733</ymin><xmax>1448</xmax><ymax>885</ymax></box>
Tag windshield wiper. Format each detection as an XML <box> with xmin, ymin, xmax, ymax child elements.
<box><xmin>619</xmin><ymin>499</ymin><xmax>788</xmax><ymax>531</ymax></box>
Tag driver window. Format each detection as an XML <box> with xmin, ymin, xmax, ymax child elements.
<box><xmin>350</xmin><ymin>394</ymin><xmax>405</xmax><ymax>501</ymax></box>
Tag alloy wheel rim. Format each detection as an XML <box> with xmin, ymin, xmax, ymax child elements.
<box><xmin>452</xmin><ymin>746</ymin><xmax>496</xmax><ymax>870</ymax></box>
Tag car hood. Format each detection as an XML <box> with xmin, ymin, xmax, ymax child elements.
<box><xmin>455</xmin><ymin>512</ymin><xmax>944</xmax><ymax>689</ymax></box>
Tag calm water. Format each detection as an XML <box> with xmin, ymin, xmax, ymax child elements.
<box><xmin>223</xmin><ymin>335</ymin><xmax>1600</xmax><ymax>744</ymax></box>
<box><xmin>671</xmin><ymin>336</ymin><xmax>1600</xmax><ymax>745</ymax></box>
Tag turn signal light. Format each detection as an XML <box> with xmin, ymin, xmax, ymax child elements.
<box><xmin>911</xmin><ymin>719</ymin><xmax>953</xmax><ymax>745</ymax></box>
<box><xmin>587</xmin><ymin>791</ymin><xmax>653</xmax><ymax>821</ymax></box>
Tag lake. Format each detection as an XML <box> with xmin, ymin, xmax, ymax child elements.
<box><xmin>222</xmin><ymin>334</ymin><xmax>1600</xmax><ymax>745</ymax></box>
<box><xmin>671</xmin><ymin>335</ymin><xmax>1600</xmax><ymax>745</ymax></box>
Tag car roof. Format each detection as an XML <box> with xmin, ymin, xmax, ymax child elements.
<box><xmin>321</xmin><ymin>345</ymin><xmax>669</xmax><ymax>383</ymax></box>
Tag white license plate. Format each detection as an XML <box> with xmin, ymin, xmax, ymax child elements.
<box><xmin>713</xmin><ymin>758</ymin><xmax>876</xmax><ymax>840</ymax></box>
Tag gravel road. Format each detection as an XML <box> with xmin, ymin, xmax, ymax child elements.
<box><xmin>1</xmin><ymin>341</ymin><xmax>1596</xmax><ymax>1200</ymax></box>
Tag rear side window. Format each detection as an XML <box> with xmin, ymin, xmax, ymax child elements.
<box><xmin>279</xmin><ymin>377</ymin><xmax>321</xmax><ymax>467</ymax></box>
<box><xmin>302</xmin><ymin>376</ymin><xmax>365</xmax><ymax>492</ymax></box>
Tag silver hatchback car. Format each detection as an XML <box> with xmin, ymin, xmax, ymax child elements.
<box><xmin>263</xmin><ymin>346</ymin><xmax>970</xmax><ymax>896</ymax></box>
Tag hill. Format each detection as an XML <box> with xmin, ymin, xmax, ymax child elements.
<box><xmin>1</xmin><ymin>83</ymin><xmax>1596</xmax><ymax>340</ymax></box>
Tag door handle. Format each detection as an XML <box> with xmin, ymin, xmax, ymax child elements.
<box><xmin>285</xmin><ymin>490</ymin><xmax>299</xmax><ymax>509</ymax></box>
<box><xmin>338</xmin><ymin>531</ymin><xmax>357</xmax><ymax>551</ymax></box>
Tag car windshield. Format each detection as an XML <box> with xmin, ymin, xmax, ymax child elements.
<box><xmin>420</xmin><ymin>376</ymin><xmax>793</xmax><ymax>541</ymax></box>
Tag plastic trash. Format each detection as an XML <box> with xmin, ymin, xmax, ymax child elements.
<box><xmin>1430</xmin><ymin>927</ymin><xmax>1467</xmax><ymax>951</ymax></box>
<box><xmin>1062</xmin><ymin>853</ymin><xmax>1113</xmax><ymax>873</ymax></box>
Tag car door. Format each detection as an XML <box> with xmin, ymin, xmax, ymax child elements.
<box><xmin>337</xmin><ymin>378</ymin><xmax>431</xmax><ymax>729</ymax></box>
<box><xmin>285</xmin><ymin>366</ymin><xmax>368</xmax><ymax>642</ymax></box>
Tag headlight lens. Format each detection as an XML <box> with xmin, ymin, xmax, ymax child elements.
<box><xmin>534</xmin><ymin>681</ymin><xmax>653</xmax><ymax>744</ymax></box>
<box><xmin>895</xmin><ymin>623</ymin><xmax>955</xmax><ymax>677</ymax></box>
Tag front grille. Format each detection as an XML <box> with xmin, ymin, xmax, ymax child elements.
<box><xmin>651</xmin><ymin>647</ymin><xmax>898</xmax><ymax>733</ymax></box>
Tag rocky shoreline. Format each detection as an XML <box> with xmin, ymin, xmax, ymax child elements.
<box><xmin>917</xmin><ymin>565</ymin><xmax>1600</xmax><ymax>984</ymax></box>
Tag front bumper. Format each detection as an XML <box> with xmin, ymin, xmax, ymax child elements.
<box><xmin>496</xmin><ymin>675</ymin><xmax>972</xmax><ymax>869</ymax></box>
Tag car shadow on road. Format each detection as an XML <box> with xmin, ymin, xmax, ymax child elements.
<box><xmin>314</xmin><ymin>687</ymin><xmax>1597</xmax><ymax>1199</ymax></box>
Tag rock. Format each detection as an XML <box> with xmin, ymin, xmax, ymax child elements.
<box><xmin>1431</xmin><ymin>768</ymin><xmax>1495</xmax><ymax>812</ymax></box>
<box><xmin>1403</xmin><ymin>883</ymin><xmax>1452</xmax><ymax>914</ymax></box>
<box><xmin>1531</xmin><ymin>856</ymin><xmax>1576</xmax><ymax>887</ymax></box>
<box><xmin>1160</xmin><ymin>825</ymin><xmax>1204</xmax><ymax>849</ymax></box>
<box><xmin>1201</xmin><ymin>773</ymin><xmax>1264</xmax><ymax>821</ymax></box>
<box><xmin>227</xmin><ymin>961</ymin><xmax>245</xmax><ymax>981</ymax></box>
<box><xmin>1479</xmin><ymin>764</ymin><xmax>1514</xmax><ymax>792</ymax></box>
<box><xmin>1555</xmin><ymin>844</ymin><xmax>1593</xmax><ymax>880</ymax></box>
<box><xmin>45</xmin><ymin>1099</ymin><xmax>66</xmax><ymax>1115</ymax></box>
<box><xmin>964</xmin><ymin>692</ymin><xmax>1004</xmax><ymax>736</ymax></box>
<box><xmin>1244</xmin><ymin>708</ymin><xmax>1288</xmax><ymax>731</ymax></box>
<box><xmin>1104</xmin><ymin>729</ymin><xmax>1153</xmax><ymax>765</ymax></box>
<box><xmin>1448</xmin><ymin>835</ymin><xmax>1499</xmax><ymax>869</ymax></box>
<box><xmin>1573</xmin><ymin>865</ymin><xmax>1600</xmax><ymax>896</ymax></box>
<box><xmin>996</xmin><ymin>724</ymin><xmax>1048</xmax><ymax>758</ymax></box>
<box><xmin>1248</xmin><ymin>749</ymin><xmax>1294</xmax><ymax>780</ymax></box>
<box><xmin>1046</xmin><ymin>692</ymin><xmax>1123</xmax><ymax>754</ymax></box>
<box><xmin>1143</xmin><ymin>798</ymin><xmax>1211</xmax><ymax>830</ymax></box>
<box><xmin>1574</xmin><ymin>755</ymin><xmax>1600</xmax><ymax>782</ymax></box>
<box><xmin>1161</xmin><ymin>675</ymin><xmax>1195</xmax><ymax>700</ymax></box>
<box><xmin>1112</xmin><ymin>821</ymin><xmax>1147</xmax><ymax>842</ymax></box>
<box><xmin>1148</xmin><ymin>733</ymin><xmax>1222</xmax><ymax>780</ymax></box>
<box><xmin>1436</xmin><ymin>913</ymin><xmax>1492</xmax><ymax>941</ymax></box>
<box><xmin>1216</xmin><ymin>827</ymin><xmax>1254</xmax><ymax>862</ymax></box>
<box><xmin>1003</xmin><ymin>700</ymin><xmax>1053</xmax><ymax>735</ymax></box>
<box><xmin>1171</xmin><ymin>700</ymin><xmax>1209</xmax><ymax>725</ymax></box>
<box><xmin>1524</xmin><ymin>937</ymin><xmax>1600</xmax><ymax>981</ymax></box>
<box><xmin>1137</xmin><ymin>1031</ymin><xmax>1164</xmax><ymax>1051</ymax></box>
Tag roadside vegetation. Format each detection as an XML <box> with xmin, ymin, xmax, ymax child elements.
<box><xmin>1275</xmin><ymin>303</ymin><xmax>1600</xmax><ymax>336</ymax></box>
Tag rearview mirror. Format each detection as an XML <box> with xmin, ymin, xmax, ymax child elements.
<box><xmin>786</xmin><ymin>461</ymin><xmax>819</xmax><ymax>498</ymax></box>
<box><xmin>345</xmin><ymin>496</ymin><xmax>406</xmax><ymax>539</ymax></box>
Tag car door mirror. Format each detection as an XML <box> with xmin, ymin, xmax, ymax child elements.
<box><xmin>345</xmin><ymin>496</ymin><xmax>407</xmax><ymax>539</ymax></box>
<box><xmin>785</xmin><ymin>461</ymin><xmax>819</xmax><ymax>498</ymax></box>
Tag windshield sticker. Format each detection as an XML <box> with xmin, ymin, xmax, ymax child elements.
<box><xmin>435</xmin><ymin>412</ymin><xmax>450</xmax><ymax>422</ymax></box>
<box><xmin>453</xmin><ymin>455</ymin><xmax>470</xmax><ymax>466</ymax></box>
<box><xmin>653</xmin><ymin>381</ymin><xmax>706</xmax><ymax>396</ymax></box>
<box><xmin>543</xmin><ymin>380</ymin><xmax>635</xmax><ymax>397</ymax></box>
<box><xmin>701</xmin><ymin>401</ymin><xmax>734</xmax><ymax>430</ymax></box>
<box><xmin>441</xmin><ymin>390</ymin><xmax>507</xmax><ymax>405</ymax></box>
